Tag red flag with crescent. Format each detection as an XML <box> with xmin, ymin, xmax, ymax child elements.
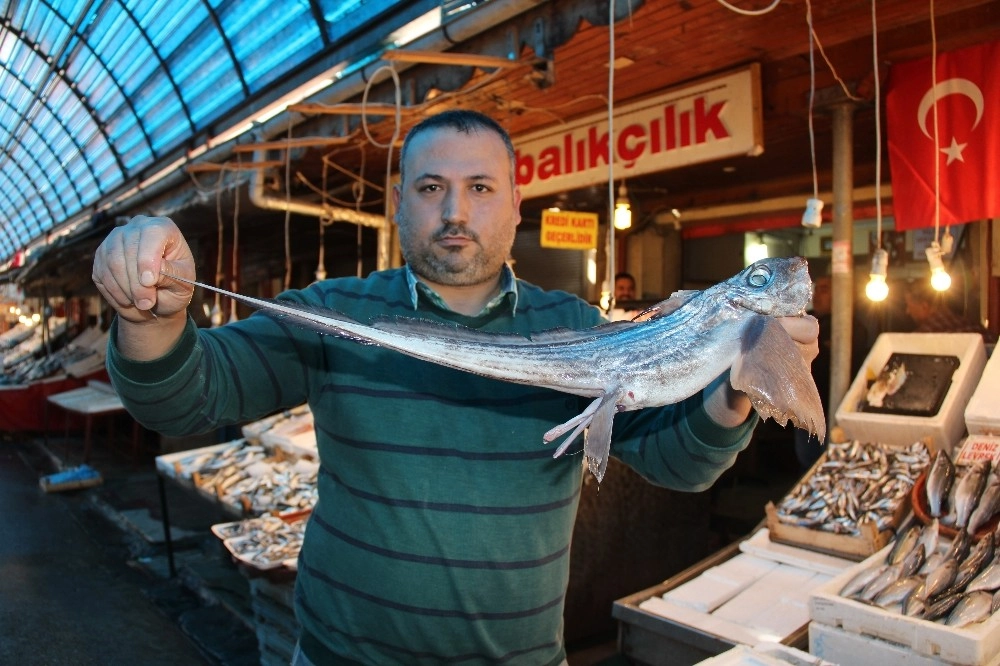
<box><xmin>887</xmin><ymin>40</ymin><xmax>1000</xmax><ymax>230</ymax></box>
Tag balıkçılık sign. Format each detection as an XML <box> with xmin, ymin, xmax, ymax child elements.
<box><xmin>514</xmin><ymin>64</ymin><xmax>763</xmax><ymax>199</ymax></box>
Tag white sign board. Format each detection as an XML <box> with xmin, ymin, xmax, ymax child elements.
<box><xmin>514</xmin><ymin>65</ymin><xmax>763</xmax><ymax>199</ymax></box>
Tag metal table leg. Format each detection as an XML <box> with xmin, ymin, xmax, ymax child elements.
<box><xmin>157</xmin><ymin>472</ymin><xmax>176</xmax><ymax>577</ymax></box>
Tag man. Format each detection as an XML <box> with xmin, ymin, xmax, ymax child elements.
<box><xmin>903</xmin><ymin>280</ymin><xmax>991</xmax><ymax>338</ymax></box>
<box><xmin>614</xmin><ymin>272</ymin><xmax>636</xmax><ymax>301</ymax></box>
<box><xmin>793</xmin><ymin>274</ymin><xmax>867</xmax><ymax>469</ymax></box>
<box><xmin>93</xmin><ymin>110</ymin><xmax>818</xmax><ymax>665</ymax></box>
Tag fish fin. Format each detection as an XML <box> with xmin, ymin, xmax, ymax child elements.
<box><xmin>547</xmin><ymin>397</ymin><xmax>604</xmax><ymax>457</ymax></box>
<box><xmin>730</xmin><ymin>316</ymin><xmax>826</xmax><ymax>441</ymax></box>
<box><xmin>583</xmin><ymin>396</ymin><xmax>620</xmax><ymax>484</ymax></box>
<box><xmin>631</xmin><ymin>291</ymin><xmax>699</xmax><ymax>322</ymax></box>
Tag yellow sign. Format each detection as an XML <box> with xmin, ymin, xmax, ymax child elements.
<box><xmin>540</xmin><ymin>210</ymin><xmax>599</xmax><ymax>250</ymax></box>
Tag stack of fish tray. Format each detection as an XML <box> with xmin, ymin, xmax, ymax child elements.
<box><xmin>836</xmin><ymin>333</ymin><xmax>986</xmax><ymax>454</ymax></box>
<box><xmin>809</xmin><ymin>541</ymin><xmax>1000</xmax><ymax>666</ymax></box>
<box><xmin>765</xmin><ymin>438</ymin><xmax>931</xmax><ymax>561</ymax></box>
<box><xmin>965</xmin><ymin>345</ymin><xmax>1000</xmax><ymax>437</ymax></box>
<box><xmin>612</xmin><ymin>529</ymin><xmax>854</xmax><ymax>665</ymax></box>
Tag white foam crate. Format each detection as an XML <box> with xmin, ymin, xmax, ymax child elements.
<box><xmin>835</xmin><ymin>333</ymin><xmax>986</xmax><ymax>453</ymax></box>
<box><xmin>809</xmin><ymin>621</ymin><xmax>1000</xmax><ymax>666</ymax></box>
<box><xmin>809</xmin><ymin>546</ymin><xmax>1000</xmax><ymax>665</ymax></box>
<box><xmin>965</xmin><ymin>346</ymin><xmax>1000</xmax><ymax>436</ymax></box>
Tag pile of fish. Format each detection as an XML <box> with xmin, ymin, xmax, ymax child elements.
<box><xmin>923</xmin><ymin>449</ymin><xmax>1000</xmax><ymax>535</ymax></box>
<box><xmin>212</xmin><ymin>514</ymin><xmax>307</xmax><ymax>571</ymax></box>
<box><xmin>166</xmin><ymin>440</ymin><xmax>318</xmax><ymax>515</ymax></box>
<box><xmin>775</xmin><ymin>440</ymin><xmax>930</xmax><ymax>535</ymax></box>
<box><xmin>838</xmin><ymin>519</ymin><xmax>1000</xmax><ymax>628</ymax></box>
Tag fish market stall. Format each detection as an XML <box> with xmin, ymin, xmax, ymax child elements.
<box><xmin>154</xmin><ymin>406</ymin><xmax>317</xmax><ymax>666</ymax></box>
<box><xmin>614</xmin><ymin>333</ymin><xmax>1000</xmax><ymax>665</ymax></box>
<box><xmin>0</xmin><ymin>325</ymin><xmax>111</xmax><ymax>433</ymax></box>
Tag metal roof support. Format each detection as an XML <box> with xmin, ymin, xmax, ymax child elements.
<box><xmin>829</xmin><ymin>102</ymin><xmax>856</xmax><ymax>433</ymax></box>
<box><xmin>248</xmin><ymin>151</ymin><xmax>391</xmax><ymax>271</ymax></box>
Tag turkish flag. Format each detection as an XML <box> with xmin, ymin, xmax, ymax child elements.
<box><xmin>887</xmin><ymin>40</ymin><xmax>1000</xmax><ymax>230</ymax></box>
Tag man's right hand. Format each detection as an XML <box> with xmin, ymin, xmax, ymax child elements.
<box><xmin>92</xmin><ymin>215</ymin><xmax>196</xmax><ymax>359</ymax></box>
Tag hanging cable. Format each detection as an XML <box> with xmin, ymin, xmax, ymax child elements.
<box><xmin>799</xmin><ymin>0</ymin><xmax>824</xmax><ymax>229</ymax></box>
<box><xmin>866</xmin><ymin>0</ymin><xmax>889</xmax><ymax>302</ymax></box>
<box><xmin>361</xmin><ymin>64</ymin><xmax>402</xmax><ymax>237</ymax></box>
<box><xmin>715</xmin><ymin>0</ymin><xmax>781</xmax><ymax>16</ymax></box>
<box><xmin>284</xmin><ymin>118</ymin><xmax>293</xmax><ymax>291</ymax></box>
<box><xmin>230</xmin><ymin>152</ymin><xmax>241</xmax><ymax>321</ymax></box>
<box><xmin>605</xmin><ymin>0</ymin><xmax>618</xmax><ymax>313</ymax></box>
<box><xmin>211</xmin><ymin>165</ymin><xmax>225</xmax><ymax>326</ymax></box>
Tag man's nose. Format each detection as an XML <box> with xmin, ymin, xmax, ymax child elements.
<box><xmin>442</xmin><ymin>189</ymin><xmax>469</xmax><ymax>224</ymax></box>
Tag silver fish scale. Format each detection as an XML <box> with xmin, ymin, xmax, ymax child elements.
<box><xmin>776</xmin><ymin>440</ymin><xmax>931</xmax><ymax>535</ymax></box>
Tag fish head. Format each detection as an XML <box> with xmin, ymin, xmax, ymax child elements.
<box><xmin>725</xmin><ymin>257</ymin><xmax>812</xmax><ymax>316</ymax></box>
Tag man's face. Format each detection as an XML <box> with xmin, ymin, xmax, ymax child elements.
<box><xmin>615</xmin><ymin>278</ymin><xmax>635</xmax><ymax>300</ymax></box>
<box><xmin>811</xmin><ymin>277</ymin><xmax>832</xmax><ymax>315</ymax></box>
<box><xmin>393</xmin><ymin>126</ymin><xmax>521</xmax><ymax>287</ymax></box>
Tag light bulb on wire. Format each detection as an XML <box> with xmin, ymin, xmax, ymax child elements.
<box><xmin>613</xmin><ymin>182</ymin><xmax>632</xmax><ymax>230</ymax></box>
<box><xmin>865</xmin><ymin>248</ymin><xmax>889</xmax><ymax>302</ymax></box>
<box><xmin>925</xmin><ymin>242</ymin><xmax>951</xmax><ymax>292</ymax></box>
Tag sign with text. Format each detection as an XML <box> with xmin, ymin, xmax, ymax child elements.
<box><xmin>955</xmin><ymin>434</ymin><xmax>1000</xmax><ymax>467</ymax></box>
<box><xmin>514</xmin><ymin>64</ymin><xmax>763</xmax><ymax>199</ymax></box>
<box><xmin>540</xmin><ymin>209</ymin><xmax>599</xmax><ymax>250</ymax></box>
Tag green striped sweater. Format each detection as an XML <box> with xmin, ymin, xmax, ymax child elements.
<box><xmin>107</xmin><ymin>267</ymin><xmax>756</xmax><ymax>665</ymax></box>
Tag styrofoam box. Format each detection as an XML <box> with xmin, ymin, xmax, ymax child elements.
<box><xmin>809</xmin><ymin>546</ymin><xmax>1000</xmax><ymax>665</ymax></box>
<box><xmin>835</xmin><ymin>333</ymin><xmax>986</xmax><ymax>453</ymax></box>
<box><xmin>965</xmin><ymin>344</ymin><xmax>1000</xmax><ymax>435</ymax></box>
<box><xmin>809</xmin><ymin>621</ymin><xmax>1000</xmax><ymax>666</ymax></box>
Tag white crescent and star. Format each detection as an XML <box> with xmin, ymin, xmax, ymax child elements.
<box><xmin>916</xmin><ymin>77</ymin><xmax>985</xmax><ymax>165</ymax></box>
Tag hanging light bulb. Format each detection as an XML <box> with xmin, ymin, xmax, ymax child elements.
<box><xmin>613</xmin><ymin>182</ymin><xmax>632</xmax><ymax>230</ymax></box>
<box><xmin>925</xmin><ymin>242</ymin><xmax>952</xmax><ymax>291</ymax></box>
<box><xmin>865</xmin><ymin>248</ymin><xmax>889</xmax><ymax>302</ymax></box>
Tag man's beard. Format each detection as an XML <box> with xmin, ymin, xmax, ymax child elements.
<box><xmin>399</xmin><ymin>220</ymin><xmax>514</xmax><ymax>287</ymax></box>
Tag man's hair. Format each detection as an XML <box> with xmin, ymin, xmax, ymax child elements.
<box><xmin>398</xmin><ymin>109</ymin><xmax>517</xmax><ymax>185</ymax></box>
<box><xmin>615</xmin><ymin>272</ymin><xmax>635</xmax><ymax>283</ymax></box>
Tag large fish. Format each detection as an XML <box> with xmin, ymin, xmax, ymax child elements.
<box><xmin>163</xmin><ymin>257</ymin><xmax>824</xmax><ymax>482</ymax></box>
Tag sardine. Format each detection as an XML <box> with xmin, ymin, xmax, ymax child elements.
<box><xmin>966</xmin><ymin>554</ymin><xmax>1000</xmax><ymax>593</ymax></box>
<box><xmin>946</xmin><ymin>591</ymin><xmax>994</xmax><ymax>628</ymax></box>
<box><xmin>887</xmin><ymin>523</ymin><xmax>921</xmax><ymax>565</ymax></box>
<box><xmin>946</xmin><ymin>529</ymin><xmax>972</xmax><ymax>563</ymax></box>
<box><xmin>858</xmin><ymin>562</ymin><xmax>904</xmax><ymax>602</ymax></box>
<box><xmin>874</xmin><ymin>575</ymin><xmax>924</xmax><ymax>608</ymax></box>
<box><xmin>921</xmin><ymin>558</ymin><xmax>957</xmax><ymax>601</ymax></box>
<box><xmin>955</xmin><ymin>460</ymin><xmax>992</xmax><ymax>529</ymax></box>
<box><xmin>954</xmin><ymin>532</ymin><xmax>996</xmax><ymax>591</ymax></box>
<box><xmin>163</xmin><ymin>258</ymin><xmax>825</xmax><ymax>482</ymax></box>
<box><xmin>924</xmin><ymin>592</ymin><xmax>963</xmax><ymax>621</ymax></box>
<box><xmin>967</xmin><ymin>472</ymin><xmax>1000</xmax><ymax>535</ymax></box>
<box><xmin>840</xmin><ymin>563</ymin><xmax>889</xmax><ymax>598</ymax></box>
<box><xmin>925</xmin><ymin>450</ymin><xmax>955</xmax><ymax>518</ymax></box>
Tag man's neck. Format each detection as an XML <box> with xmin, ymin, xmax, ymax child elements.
<box><xmin>423</xmin><ymin>277</ymin><xmax>502</xmax><ymax>316</ymax></box>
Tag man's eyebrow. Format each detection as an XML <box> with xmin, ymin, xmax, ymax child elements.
<box><xmin>413</xmin><ymin>173</ymin><xmax>498</xmax><ymax>182</ymax></box>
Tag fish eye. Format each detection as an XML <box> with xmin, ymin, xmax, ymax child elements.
<box><xmin>748</xmin><ymin>266</ymin><xmax>772</xmax><ymax>287</ymax></box>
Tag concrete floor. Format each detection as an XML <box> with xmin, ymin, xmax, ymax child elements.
<box><xmin>0</xmin><ymin>415</ymin><xmax>801</xmax><ymax>666</ymax></box>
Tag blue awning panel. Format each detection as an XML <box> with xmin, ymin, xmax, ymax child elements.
<box><xmin>0</xmin><ymin>0</ymin><xmax>440</xmax><ymax>263</ymax></box>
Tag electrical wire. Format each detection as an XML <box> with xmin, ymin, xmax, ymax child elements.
<box><xmin>606</xmin><ymin>0</ymin><xmax>618</xmax><ymax>313</ymax></box>
<box><xmin>361</xmin><ymin>64</ymin><xmax>402</xmax><ymax>238</ymax></box>
<box><xmin>284</xmin><ymin>119</ymin><xmax>293</xmax><ymax>290</ymax></box>
<box><xmin>930</xmin><ymin>0</ymin><xmax>941</xmax><ymax>244</ymax></box>
<box><xmin>805</xmin><ymin>0</ymin><xmax>819</xmax><ymax>204</ymax></box>
<box><xmin>230</xmin><ymin>152</ymin><xmax>241</xmax><ymax>321</ymax></box>
<box><xmin>872</xmin><ymin>0</ymin><xmax>883</xmax><ymax>250</ymax></box>
<box><xmin>715</xmin><ymin>0</ymin><xmax>781</xmax><ymax>17</ymax></box>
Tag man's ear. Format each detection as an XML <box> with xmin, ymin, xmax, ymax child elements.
<box><xmin>392</xmin><ymin>184</ymin><xmax>402</xmax><ymax>223</ymax></box>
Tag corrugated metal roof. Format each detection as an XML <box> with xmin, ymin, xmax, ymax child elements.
<box><xmin>0</xmin><ymin>0</ymin><xmax>441</xmax><ymax>264</ymax></box>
